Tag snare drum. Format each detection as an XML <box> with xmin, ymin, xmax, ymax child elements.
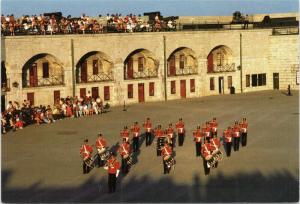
<box><xmin>125</xmin><ymin>155</ymin><xmax>133</xmax><ymax>167</ymax></box>
<box><xmin>205</xmin><ymin>155</ymin><xmax>213</xmax><ymax>161</ymax></box>
<box><xmin>164</xmin><ymin>156</ymin><xmax>175</xmax><ymax>168</ymax></box>
<box><xmin>123</xmin><ymin>154</ymin><xmax>129</xmax><ymax>159</ymax></box>
<box><xmin>84</xmin><ymin>157</ymin><xmax>93</xmax><ymax>167</ymax></box>
<box><xmin>97</xmin><ymin>147</ymin><xmax>106</xmax><ymax>154</ymax></box>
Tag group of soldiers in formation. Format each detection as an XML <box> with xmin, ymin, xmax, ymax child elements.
<box><xmin>80</xmin><ymin>117</ymin><xmax>248</xmax><ymax>193</ymax></box>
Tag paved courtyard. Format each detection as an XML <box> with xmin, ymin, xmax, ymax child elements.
<box><xmin>2</xmin><ymin>90</ymin><xmax>299</xmax><ymax>202</ymax></box>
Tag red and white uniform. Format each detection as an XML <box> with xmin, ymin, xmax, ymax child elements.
<box><xmin>166</xmin><ymin>127</ymin><xmax>174</xmax><ymax>139</ymax></box>
<box><xmin>210</xmin><ymin>120</ymin><xmax>218</xmax><ymax>133</ymax></box>
<box><xmin>143</xmin><ymin>121</ymin><xmax>152</xmax><ymax>133</ymax></box>
<box><xmin>161</xmin><ymin>145</ymin><xmax>172</xmax><ymax>158</ymax></box>
<box><xmin>131</xmin><ymin>125</ymin><xmax>140</xmax><ymax>137</ymax></box>
<box><xmin>107</xmin><ymin>158</ymin><xmax>120</xmax><ymax>174</ymax></box>
<box><xmin>154</xmin><ymin>128</ymin><xmax>165</xmax><ymax>138</ymax></box>
<box><xmin>240</xmin><ymin>121</ymin><xmax>248</xmax><ymax>133</ymax></box>
<box><xmin>202</xmin><ymin>126</ymin><xmax>211</xmax><ymax>139</ymax></box>
<box><xmin>223</xmin><ymin>129</ymin><xmax>233</xmax><ymax>143</ymax></box>
<box><xmin>120</xmin><ymin>129</ymin><xmax>130</xmax><ymax>142</ymax></box>
<box><xmin>233</xmin><ymin>125</ymin><xmax>240</xmax><ymax>138</ymax></box>
<box><xmin>175</xmin><ymin>121</ymin><xmax>185</xmax><ymax>134</ymax></box>
<box><xmin>118</xmin><ymin>142</ymin><xmax>131</xmax><ymax>158</ymax></box>
<box><xmin>201</xmin><ymin>143</ymin><xmax>212</xmax><ymax>158</ymax></box>
<box><xmin>210</xmin><ymin>138</ymin><xmax>221</xmax><ymax>151</ymax></box>
<box><xmin>80</xmin><ymin>144</ymin><xmax>93</xmax><ymax>160</ymax></box>
<box><xmin>95</xmin><ymin>137</ymin><xmax>107</xmax><ymax>150</ymax></box>
<box><xmin>193</xmin><ymin>129</ymin><xmax>203</xmax><ymax>143</ymax></box>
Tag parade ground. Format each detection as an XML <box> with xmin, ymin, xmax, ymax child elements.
<box><xmin>2</xmin><ymin>90</ymin><xmax>299</xmax><ymax>202</ymax></box>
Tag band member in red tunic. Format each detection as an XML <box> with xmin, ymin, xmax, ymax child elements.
<box><xmin>154</xmin><ymin>125</ymin><xmax>165</xmax><ymax>156</ymax></box>
<box><xmin>193</xmin><ymin>125</ymin><xmax>203</xmax><ymax>156</ymax></box>
<box><xmin>240</xmin><ymin>118</ymin><xmax>248</xmax><ymax>147</ymax></box>
<box><xmin>165</xmin><ymin>123</ymin><xmax>175</xmax><ymax>149</ymax></box>
<box><xmin>131</xmin><ymin>122</ymin><xmax>140</xmax><ymax>152</ymax></box>
<box><xmin>209</xmin><ymin>137</ymin><xmax>221</xmax><ymax>168</ymax></box>
<box><xmin>223</xmin><ymin>126</ymin><xmax>233</xmax><ymax>157</ymax></box>
<box><xmin>210</xmin><ymin>117</ymin><xmax>218</xmax><ymax>137</ymax></box>
<box><xmin>106</xmin><ymin>154</ymin><xmax>120</xmax><ymax>193</ymax></box>
<box><xmin>203</xmin><ymin>122</ymin><xmax>212</xmax><ymax>143</ymax></box>
<box><xmin>161</xmin><ymin>142</ymin><xmax>173</xmax><ymax>174</ymax></box>
<box><xmin>120</xmin><ymin>126</ymin><xmax>130</xmax><ymax>143</ymax></box>
<box><xmin>201</xmin><ymin>140</ymin><xmax>212</xmax><ymax>175</ymax></box>
<box><xmin>79</xmin><ymin>139</ymin><xmax>93</xmax><ymax>174</ymax></box>
<box><xmin>143</xmin><ymin>117</ymin><xmax>153</xmax><ymax>146</ymax></box>
<box><xmin>232</xmin><ymin>121</ymin><xmax>241</xmax><ymax>151</ymax></box>
<box><xmin>95</xmin><ymin>133</ymin><xmax>107</xmax><ymax>166</ymax></box>
<box><xmin>175</xmin><ymin>118</ymin><xmax>185</xmax><ymax>146</ymax></box>
<box><xmin>118</xmin><ymin>141</ymin><xmax>131</xmax><ymax>174</ymax></box>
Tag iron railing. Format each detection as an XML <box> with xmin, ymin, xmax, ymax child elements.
<box><xmin>207</xmin><ymin>63</ymin><xmax>236</xmax><ymax>73</ymax></box>
<box><xmin>168</xmin><ymin>66</ymin><xmax>198</xmax><ymax>77</ymax></box>
<box><xmin>124</xmin><ymin>69</ymin><xmax>158</xmax><ymax>80</ymax></box>
<box><xmin>77</xmin><ymin>72</ymin><xmax>114</xmax><ymax>83</ymax></box>
<box><xmin>23</xmin><ymin>75</ymin><xmax>64</xmax><ymax>87</ymax></box>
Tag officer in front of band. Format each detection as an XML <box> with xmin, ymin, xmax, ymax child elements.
<box><xmin>223</xmin><ymin>126</ymin><xmax>233</xmax><ymax>157</ymax></box>
<box><xmin>175</xmin><ymin>118</ymin><xmax>185</xmax><ymax>146</ymax></box>
<box><xmin>166</xmin><ymin>123</ymin><xmax>175</xmax><ymax>150</ymax></box>
<box><xmin>154</xmin><ymin>124</ymin><xmax>165</xmax><ymax>156</ymax></box>
<box><xmin>106</xmin><ymin>154</ymin><xmax>120</xmax><ymax>193</ymax></box>
<box><xmin>143</xmin><ymin>117</ymin><xmax>153</xmax><ymax>146</ymax></box>
<box><xmin>193</xmin><ymin>125</ymin><xmax>203</xmax><ymax>157</ymax></box>
<box><xmin>118</xmin><ymin>140</ymin><xmax>131</xmax><ymax>174</ymax></box>
<box><xmin>120</xmin><ymin>126</ymin><xmax>130</xmax><ymax>143</ymax></box>
<box><xmin>240</xmin><ymin>118</ymin><xmax>248</xmax><ymax>147</ymax></box>
<box><xmin>201</xmin><ymin>139</ymin><xmax>212</xmax><ymax>176</ymax></box>
<box><xmin>131</xmin><ymin>122</ymin><xmax>140</xmax><ymax>152</ymax></box>
<box><xmin>233</xmin><ymin>121</ymin><xmax>241</xmax><ymax>151</ymax></box>
<box><xmin>161</xmin><ymin>141</ymin><xmax>173</xmax><ymax>174</ymax></box>
<box><xmin>203</xmin><ymin>122</ymin><xmax>212</xmax><ymax>143</ymax></box>
<box><xmin>210</xmin><ymin>117</ymin><xmax>218</xmax><ymax>137</ymax></box>
<box><xmin>95</xmin><ymin>133</ymin><xmax>108</xmax><ymax>167</ymax></box>
<box><xmin>79</xmin><ymin>139</ymin><xmax>93</xmax><ymax>174</ymax></box>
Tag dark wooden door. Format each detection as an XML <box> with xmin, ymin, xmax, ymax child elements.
<box><xmin>273</xmin><ymin>73</ymin><xmax>279</xmax><ymax>89</ymax></box>
<box><xmin>169</xmin><ymin>55</ymin><xmax>176</xmax><ymax>76</ymax></box>
<box><xmin>218</xmin><ymin>77</ymin><xmax>224</xmax><ymax>94</ymax></box>
<box><xmin>80</xmin><ymin>88</ymin><xmax>86</xmax><ymax>98</ymax></box>
<box><xmin>180</xmin><ymin>80</ymin><xmax>186</xmax><ymax>98</ymax></box>
<box><xmin>29</xmin><ymin>63</ymin><xmax>38</xmax><ymax>87</ymax></box>
<box><xmin>81</xmin><ymin>61</ymin><xmax>87</xmax><ymax>83</ymax></box>
<box><xmin>127</xmin><ymin>58</ymin><xmax>133</xmax><ymax>79</ymax></box>
<box><xmin>138</xmin><ymin>83</ymin><xmax>145</xmax><ymax>102</ymax></box>
<box><xmin>53</xmin><ymin>90</ymin><xmax>60</xmax><ymax>105</ymax></box>
<box><xmin>207</xmin><ymin>53</ymin><xmax>214</xmax><ymax>73</ymax></box>
<box><xmin>27</xmin><ymin>92</ymin><xmax>34</xmax><ymax>106</ymax></box>
<box><xmin>92</xmin><ymin>87</ymin><xmax>99</xmax><ymax>99</ymax></box>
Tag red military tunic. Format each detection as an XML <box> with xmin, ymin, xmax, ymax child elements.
<box><xmin>223</xmin><ymin>128</ymin><xmax>233</xmax><ymax>143</ymax></box>
<box><xmin>175</xmin><ymin>121</ymin><xmax>185</xmax><ymax>134</ymax></box>
<box><xmin>240</xmin><ymin>121</ymin><xmax>248</xmax><ymax>133</ymax></box>
<box><xmin>201</xmin><ymin>143</ymin><xmax>212</xmax><ymax>159</ymax></box>
<box><xmin>233</xmin><ymin>125</ymin><xmax>240</xmax><ymax>138</ymax></box>
<box><xmin>95</xmin><ymin>138</ymin><xmax>107</xmax><ymax>150</ymax></box>
<box><xmin>120</xmin><ymin>129</ymin><xmax>130</xmax><ymax>142</ymax></box>
<box><xmin>202</xmin><ymin>126</ymin><xmax>211</xmax><ymax>139</ymax></box>
<box><xmin>210</xmin><ymin>138</ymin><xmax>221</xmax><ymax>151</ymax></box>
<box><xmin>161</xmin><ymin>145</ymin><xmax>172</xmax><ymax>158</ymax></box>
<box><xmin>107</xmin><ymin>158</ymin><xmax>120</xmax><ymax>174</ymax></box>
<box><xmin>118</xmin><ymin>142</ymin><xmax>131</xmax><ymax>157</ymax></box>
<box><xmin>210</xmin><ymin>120</ymin><xmax>218</xmax><ymax>133</ymax></box>
<box><xmin>131</xmin><ymin>125</ymin><xmax>140</xmax><ymax>137</ymax></box>
<box><xmin>80</xmin><ymin>144</ymin><xmax>93</xmax><ymax>160</ymax></box>
<box><xmin>154</xmin><ymin>128</ymin><xmax>165</xmax><ymax>138</ymax></box>
<box><xmin>193</xmin><ymin>129</ymin><xmax>203</xmax><ymax>143</ymax></box>
<box><xmin>143</xmin><ymin>121</ymin><xmax>152</xmax><ymax>133</ymax></box>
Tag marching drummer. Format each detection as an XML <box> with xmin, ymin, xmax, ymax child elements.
<box><xmin>79</xmin><ymin>139</ymin><xmax>93</xmax><ymax>174</ymax></box>
<box><xmin>120</xmin><ymin>126</ymin><xmax>130</xmax><ymax>143</ymax></box>
<box><xmin>143</xmin><ymin>117</ymin><xmax>153</xmax><ymax>147</ymax></box>
<box><xmin>175</xmin><ymin>118</ymin><xmax>185</xmax><ymax>146</ymax></box>
<box><xmin>240</xmin><ymin>118</ymin><xmax>248</xmax><ymax>147</ymax></box>
<box><xmin>95</xmin><ymin>133</ymin><xmax>107</xmax><ymax>166</ymax></box>
<box><xmin>203</xmin><ymin>122</ymin><xmax>212</xmax><ymax>143</ymax></box>
<box><xmin>161</xmin><ymin>141</ymin><xmax>173</xmax><ymax>174</ymax></box>
<box><xmin>131</xmin><ymin>122</ymin><xmax>140</xmax><ymax>152</ymax></box>
<box><xmin>201</xmin><ymin>140</ymin><xmax>212</xmax><ymax>176</ymax></box>
<box><xmin>118</xmin><ymin>140</ymin><xmax>132</xmax><ymax>174</ymax></box>
<box><xmin>106</xmin><ymin>154</ymin><xmax>120</xmax><ymax>193</ymax></box>
<box><xmin>232</xmin><ymin>121</ymin><xmax>241</xmax><ymax>151</ymax></box>
<box><xmin>193</xmin><ymin>125</ymin><xmax>203</xmax><ymax>157</ymax></box>
<box><xmin>210</xmin><ymin>117</ymin><xmax>218</xmax><ymax>137</ymax></box>
<box><xmin>154</xmin><ymin>124</ymin><xmax>165</xmax><ymax>156</ymax></box>
<box><xmin>223</xmin><ymin>126</ymin><xmax>233</xmax><ymax>157</ymax></box>
<box><xmin>209</xmin><ymin>137</ymin><xmax>221</xmax><ymax>168</ymax></box>
<box><xmin>166</xmin><ymin>123</ymin><xmax>175</xmax><ymax>149</ymax></box>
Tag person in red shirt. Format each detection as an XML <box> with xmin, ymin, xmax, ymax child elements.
<box><xmin>143</xmin><ymin>117</ymin><xmax>153</xmax><ymax>146</ymax></box>
<box><xmin>165</xmin><ymin>123</ymin><xmax>175</xmax><ymax>149</ymax></box>
<box><xmin>223</xmin><ymin>126</ymin><xmax>233</xmax><ymax>157</ymax></box>
<box><xmin>232</xmin><ymin>121</ymin><xmax>241</xmax><ymax>151</ymax></box>
<box><xmin>106</xmin><ymin>154</ymin><xmax>120</xmax><ymax>193</ymax></box>
<box><xmin>131</xmin><ymin>122</ymin><xmax>140</xmax><ymax>152</ymax></box>
<box><xmin>210</xmin><ymin>117</ymin><xmax>218</xmax><ymax>137</ymax></box>
<box><xmin>201</xmin><ymin>140</ymin><xmax>212</xmax><ymax>175</ymax></box>
<box><xmin>161</xmin><ymin>142</ymin><xmax>173</xmax><ymax>174</ymax></box>
<box><xmin>193</xmin><ymin>125</ymin><xmax>203</xmax><ymax>156</ymax></box>
<box><xmin>118</xmin><ymin>141</ymin><xmax>131</xmax><ymax>174</ymax></box>
<box><xmin>120</xmin><ymin>126</ymin><xmax>130</xmax><ymax>143</ymax></box>
<box><xmin>79</xmin><ymin>139</ymin><xmax>93</xmax><ymax>174</ymax></box>
<box><xmin>240</xmin><ymin>118</ymin><xmax>248</xmax><ymax>147</ymax></box>
<box><xmin>203</xmin><ymin>121</ymin><xmax>212</xmax><ymax>143</ymax></box>
<box><xmin>154</xmin><ymin>124</ymin><xmax>165</xmax><ymax>156</ymax></box>
<box><xmin>175</xmin><ymin>118</ymin><xmax>185</xmax><ymax>146</ymax></box>
<box><xmin>95</xmin><ymin>133</ymin><xmax>107</xmax><ymax>166</ymax></box>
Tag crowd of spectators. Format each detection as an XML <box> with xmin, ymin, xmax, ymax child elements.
<box><xmin>1</xmin><ymin>95</ymin><xmax>110</xmax><ymax>134</ymax></box>
<box><xmin>1</xmin><ymin>13</ymin><xmax>177</xmax><ymax>36</ymax></box>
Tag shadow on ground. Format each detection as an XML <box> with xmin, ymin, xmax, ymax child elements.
<box><xmin>2</xmin><ymin>169</ymin><xmax>298</xmax><ymax>202</ymax></box>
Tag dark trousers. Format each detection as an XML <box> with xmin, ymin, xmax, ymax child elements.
<box><xmin>178</xmin><ymin>133</ymin><xmax>184</xmax><ymax>146</ymax></box>
<box><xmin>121</xmin><ymin>158</ymin><xmax>129</xmax><ymax>174</ymax></box>
<box><xmin>241</xmin><ymin>133</ymin><xmax>247</xmax><ymax>146</ymax></box>
<box><xmin>145</xmin><ymin>132</ymin><xmax>152</xmax><ymax>146</ymax></box>
<box><xmin>195</xmin><ymin>142</ymin><xmax>202</xmax><ymax>156</ymax></box>
<box><xmin>83</xmin><ymin>161</ymin><xmax>91</xmax><ymax>174</ymax></box>
<box><xmin>233</xmin><ymin>137</ymin><xmax>240</xmax><ymax>151</ymax></box>
<box><xmin>226</xmin><ymin>142</ymin><xmax>232</xmax><ymax>157</ymax></box>
<box><xmin>157</xmin><ymin>148</ymin><xmax>161</xmax><ymax>156</ymax></box>
<box><xmin>211</xmin><ymin>131</ymin><xmax>217</xmax><ymax>137</ymax></box>
<box><xmin>132</xmin><ymin>137</ymin><xmax>139</xmax><ymax>152</ymax></box>
<box><xmin>205</xmin><ymin>136</ymin><xmax>211</xmax><ymax>143</ymax></box>
<box><xmin>203</xmin><ymin>159</ymin><xmax>210</xmax><ymax>175</ymax></box>
<box><xmin>163</xmin><ymin>160</ymin><xmax>170</xmax><ymax>174</ymax></box>
<box><xmin>171</xmin><ymin>137</ymin><xmax>175</xmax><ymax>148</ymax></box>
<box><xmin>108</xmin><ymin>173</ymin><xmax>117</xmax><ymax>193</ymax></box>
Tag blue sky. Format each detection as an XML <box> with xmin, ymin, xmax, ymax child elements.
<box><xmin>1</xmin><ymin>0</ymin><xmax>299</xmax><ymax>17</ymax></box>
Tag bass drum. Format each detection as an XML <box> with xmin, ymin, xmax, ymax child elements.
<box><xmin>84</xmin><ymin>157</ymin><xmax>94</xmax><ymax>167</ymax></box>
